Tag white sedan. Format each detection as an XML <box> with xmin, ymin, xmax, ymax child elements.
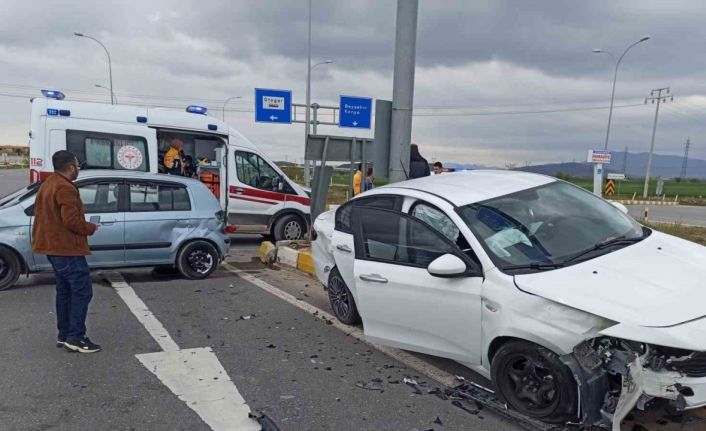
<box><xmin>312</xmin><ymin>170</ymin><xmax>706</xmax><ymax>430</ymax></box>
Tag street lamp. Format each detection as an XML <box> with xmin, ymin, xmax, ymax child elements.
<box><xmin>74</xmin><ymin>32</ymin><xmax>114</xmax><ymax>105</ymax></box>
<box><xmin>94</xmin><ymin>84</ymin><xmax>116</xmax><ymax>103</ymax></box>
<box><xmin>222</xmin><ymin>96</ymin><xmax>242</xmax><ymax>121</ymax></box>
<box><xmin>592</xmin><ymin>35</ymin><xmax>650</xmax><ymax>150</ymax></box>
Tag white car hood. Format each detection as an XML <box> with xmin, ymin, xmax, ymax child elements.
<box><xmin>514</xmin><ymin>230</ymin><xmax>706</xmax><ymax>328</ymax></box>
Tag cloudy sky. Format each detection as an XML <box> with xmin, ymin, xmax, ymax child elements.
<box><xmin>1</xmin><ymin>0</ymin><xmax>706</xmax><ymax>166</ymax></box>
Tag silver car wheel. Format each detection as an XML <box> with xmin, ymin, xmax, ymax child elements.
<box><xmin>187</xmin><ymin>250</ymin><xmax>214</xmax><ymax>275</ymax></box>
<box><xmin>283</xmin><ymin>220</ymin><xmax>302</xmax><ymax>240</ymax></box>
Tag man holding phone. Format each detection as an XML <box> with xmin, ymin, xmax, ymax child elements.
<box><xmin>32</xmin><ymin>151</ymin><xmax>101</xmax><ymax>353</ymax></box>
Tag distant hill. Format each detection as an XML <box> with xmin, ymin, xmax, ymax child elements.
<box><xmin>274</xmin><ymin>161</ymin><xmax>301</xmax><ymax>168</ymax></box>
<box><xmin>516</xmin><ymin>162</ymin><xmax>593</xmax><ymax>177</ymax></box>
<box><xmin>515</xmin><ymin>152</ymin><xmax>706</xmax><ymax>179</ymax></box>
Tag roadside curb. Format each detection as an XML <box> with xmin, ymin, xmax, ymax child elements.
<box><xmin>612</xmin><ymin>199</ymin><xmax>679</xmax><ymax>206</ymax></box>
<box><xmin>258</xmin><ymin>241</ymin><xmax>315</xmax><ymax>276</ymax></box>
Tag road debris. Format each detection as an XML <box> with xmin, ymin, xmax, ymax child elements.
<box><xmin>248</xmin><ymin>411</ymin><xmax>282</xmax><ymax>431</ymax></box>
<box><xmin>356</xmin><ymin>378</ymin><xmax>385</xmax><ymax>391</ymax></box>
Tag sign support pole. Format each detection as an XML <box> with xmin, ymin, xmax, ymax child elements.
<box><xmin>593</xmin><ymin>163</ymin><xmax>603</xmax><ymax>196</ymax></box>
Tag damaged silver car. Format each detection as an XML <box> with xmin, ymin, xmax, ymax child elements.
<box><xmin>312</xmin><ymin>170</ymin><xmax>706</xmax><ymax>429</ymax></box>
<box><xmin>0</xmin><ymin>170</ymin><xmax>229</xmax><ymax>290</ymax></box>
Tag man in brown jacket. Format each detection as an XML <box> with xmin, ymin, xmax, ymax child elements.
<box><xmin>32</xmin><ymin>150</ymin><xmax>101</xmax><ymax>353</ymax></box>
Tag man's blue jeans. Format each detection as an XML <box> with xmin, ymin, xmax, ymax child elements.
<box><xmin>47</xmin><ymin>256</ymin><xmax>93</xmax><ymax>343</ymax></box>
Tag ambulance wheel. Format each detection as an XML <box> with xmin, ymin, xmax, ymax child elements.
<box><xmin>273</xmin><ymin>215</ymin><xmax>305</xmax><ymax>242</ymax></box>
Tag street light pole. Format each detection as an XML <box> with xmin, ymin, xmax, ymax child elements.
<box><xmin>75</xmin><ymin>32</ymin><xmax>114</xmax><ymax>105</ymax></box>
<box><xmin>94</xmin><ymin>84</ymin><xmax>116</xmax><ymax>103</ymax></box>
<box><xmin>593</xmin><ymin>36</ymin><xmax>649</xmax><ymax>150</ymax></box>
<box><xmin>222</xmin><ymin>96</ymin><xmax>242</xmax><ymax>121</ymax></box>
<box><xmin>304</xmin><ymin>0</ymin><xmax>313</xmax><ymax>187</ymax></box>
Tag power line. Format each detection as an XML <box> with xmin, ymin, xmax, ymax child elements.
<box><xmin>412</xmin><ymin>103</ymin><xmax>645</xmax><ymax>117</ymax></box>
<box><xmin>0</xmin><ymin>90</ymin><xmax>648</xmax><ymax>117</ymax></box>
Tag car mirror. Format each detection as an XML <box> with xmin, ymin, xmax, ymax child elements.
<box><xmin>611</xmin><ymin>201</ymin><xmax>629</xmax><ymax>214</ymax></box>
<box><xmin>427</xmin><ymin>254</ymin><xmax>468</xmax><ymax>277</ymax></box>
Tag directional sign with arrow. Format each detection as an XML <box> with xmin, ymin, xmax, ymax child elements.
<box><xmin>255</xmin><ymin>88</ymin><xmax>292</xmax><ymax>124</ymax></box>
<box><xmin>339</xmin><ymin>95</ymin><xmax>372</xmax><ymax>129</ymax></box>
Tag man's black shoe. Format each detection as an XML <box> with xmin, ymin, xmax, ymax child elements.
<box><xmin>56</xmin><ymin>339</ymin><xmax>66</xmax><ymax>348</ymax></box>
<box><xmin>64</xmin><ymin>337</ymin><xmax>102</xmax><ymax>353</ymax></box>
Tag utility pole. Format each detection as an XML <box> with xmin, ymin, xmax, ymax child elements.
<box><xmin>621</xmin><ymin>146</ymin><xmax>628</xmax><ymax>174</ymax></box>
<box><xmin>680</xmin><ymin>137</ymin><xmax>691</xmax><ymax>180</ymax></box>
<box><xmin>304</xmin><ymin>0</ymin><xmax>312</xmax><ymax>187</ymax></box>
<box><xmin>643</xmin><ymin>87</ymin><xmax>673</xmax><ymax>198</ymax></box>
<box><xmin>389</xmin><ymin>0</ymin><xmax>419</xmax><ymax>183</ymax></box>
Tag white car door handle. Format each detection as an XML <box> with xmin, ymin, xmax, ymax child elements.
<box><xmin>359</xmin><ymin>274</ymin><xmax>388</xmax><ymax>283</ymax></box>
<box><xmin>101</xmin><ymin>219</ymin><xmax>116</xmax><ymax>225</ymax></box>
<box><xmin>336</xmin><ymin>244</ymin><xmax>352</xmax><ymax>253</ymax></box>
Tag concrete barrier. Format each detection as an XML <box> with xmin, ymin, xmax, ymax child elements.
<box><xmin>258</xmin><ymin>241</ymin><xmax>315</xmax><ymax>276</ymax></box>
<box><xmin>611</xmin><ymin>199</ymin><xmax>678</xmax><ymax>206</ymax></box>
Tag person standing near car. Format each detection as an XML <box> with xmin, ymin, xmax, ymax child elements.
<box><xmin>365</xmin><ymin>166</ymin><xmax>375</xmax><ymax>191</ymax></box>
<box><xmin>353</xmin><ymin>163</ymin><xmax>363</xmax><ymax>196</ymax></box>
<box><xmin>432</xmin><ymin>161</ymin><xmax>444</xmax><ymax>175</ymax></box>
<box><xmin>409</xmin><ymin>144</ymin><xmax>430</xmax><ymax>179</ymax></box>
<box><xmin>32</xmin><ymin>150</ymin><xmax>101</xmax><ymax>353</ymax></box>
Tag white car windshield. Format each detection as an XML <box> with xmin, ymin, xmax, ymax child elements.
<box><xmin>0</xmin><ymin>182</ymin><xmax>41</xmax><ymax>209</ymax></box>
<box><xmin>458</xmin><ymin>181</ymin><xmax>646</xmax><ymax>271</ymax></box>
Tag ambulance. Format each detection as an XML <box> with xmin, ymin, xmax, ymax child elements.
<box><xmin>28</xmin><ymin>90</ymin><xmax>311</xmax><ymax>241</ymax></box>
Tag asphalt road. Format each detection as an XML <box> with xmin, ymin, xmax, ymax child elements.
<box><xmin>627</xmin><ymin>204</ymin><xmax>706</xmax><ymax>226</ymax></box>
<box><xmin>2</xmin><ymin>240</ymin><xmax>703</xmax><ymax>430</ymax></box>
<box><xmin>0</xmin><ymin>168</ymin><xmax>28</xmax><ymax>197</ymax></box>
<box><xmin>0</xmin><ymin>240</ymin><xmax>518</xmax><ymax>431</ymax></box>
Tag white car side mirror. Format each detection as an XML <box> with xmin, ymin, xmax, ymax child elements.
<box><xmin>611</xmin><ymin>201</ymin><xmax>629</xmax><ymax>214</ymax></box>
<box><xmin>427</xmin><ymin>254</ymin><xmax>467</xmax><ymax>277</ymax></box>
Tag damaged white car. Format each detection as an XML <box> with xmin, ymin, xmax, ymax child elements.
<box><xmin>311</xmin><ymin>170</ymin><xmax>706</xmax><ymax>429</ymax></box>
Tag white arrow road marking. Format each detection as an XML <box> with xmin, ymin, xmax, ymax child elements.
<box><xmin>103</xmin><ymin>271</ymin><xmax>260</xmax><ymax>431</ymax></box>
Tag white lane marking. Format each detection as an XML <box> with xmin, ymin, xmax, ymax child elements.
<box><xmin>103</xmin><ymin>271</ymin><xmax>260</xmax><ymax>431</ymax></box>
<box><xmin>109</xmin><ymin>276</ymin><xmax>180</xmax><ymax>352</ymax></box>
<box><xmin>136</xmin><ymin>348</ymin><xmax>259</xmax><ymax>431</ymax></box>
<box><xmin>222</xmin><ymin>263</ymin><xmax>457</xmax><ymax>387</ymax></box>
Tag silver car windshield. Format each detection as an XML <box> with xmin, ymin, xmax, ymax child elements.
<box><xmin>458</xmin><ymin>181</ymin><xmax>645</xmax><ymax>270</ymax></box>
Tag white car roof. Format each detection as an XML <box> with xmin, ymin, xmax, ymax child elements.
<box><xmin>376</xmin><ymin>170</ymin><xmax>556</xmax><ymax>206</ymax></box>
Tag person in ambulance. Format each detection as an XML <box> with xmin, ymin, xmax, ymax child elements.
<box><xmin>163</xmin><ymin>137</ymin><xmax>185</xmax><ymax>176</ymax></box>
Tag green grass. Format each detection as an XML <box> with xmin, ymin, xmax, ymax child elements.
<box><xmin>642</xmin><ymin>221</ymin><xmax>706</xmax><ymax>246</ymax></box>
<box><xmin>570</xmin><ymin>178</ymin><xmax>706</xmax><ymax>199</ymax></box>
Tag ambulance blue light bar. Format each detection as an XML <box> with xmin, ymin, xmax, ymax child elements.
<box><xmin>41</xmin><ymin>90</ymin><xmax>66</xmax><ymax>100</ymax></box>
<box><xmin>186</xmin><ymin>105</ymin><xmax>207</xmax><ymax>115</ymax></box>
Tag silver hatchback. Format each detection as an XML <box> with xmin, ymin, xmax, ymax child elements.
<box><xmin>0</xmin><ymin>170</ymin><xmax>230</xmax><ymax>290</ymax></box>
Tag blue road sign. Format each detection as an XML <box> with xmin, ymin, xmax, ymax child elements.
<box><xmin>339</xmin><ymin>95</ymin><xmax>372</xmax><ymax>129</ymax></box>
<box><xmin>255</xmin><ymin>88</ymin><xmax>292</xmax><ymax>124</ymax></box>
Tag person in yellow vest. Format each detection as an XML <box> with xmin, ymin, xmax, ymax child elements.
<box><xmin>164</xmin><ymin>137</ymin><xmax>185</xmax><ymax>175</ymax></box>
<box><xmin>353</xmin><ymin>163</ymin><xmax>363</xmax><ymax>196</ymax></box>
